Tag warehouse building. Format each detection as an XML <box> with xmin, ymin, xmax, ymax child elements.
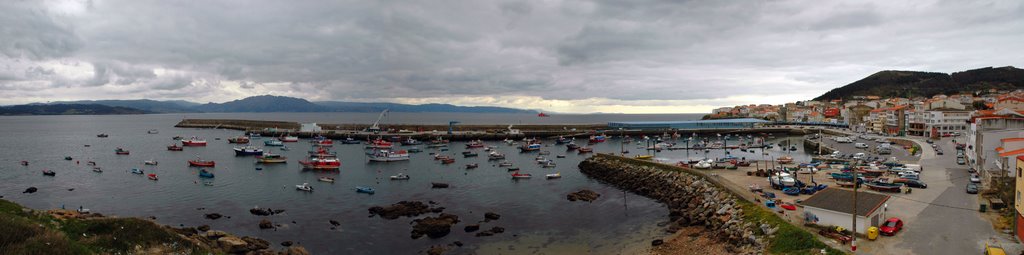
<box><xmin>607</xmin><ymin>118</ymin><xmax>768</xmax><ymax>130</ymax></box>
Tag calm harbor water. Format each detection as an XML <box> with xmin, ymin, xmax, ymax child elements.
<box><xmin>0</xmin><ymin>113</ymin><xmax>811</xmax><ymax>254</ymax></box>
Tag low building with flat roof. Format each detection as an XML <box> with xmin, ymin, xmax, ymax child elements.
<box><xmin>801</xmin><ymin>188</ymin><xmax>890</xmax><ymax>234</ymax></box>
<box><xmin>607</xmin><ymin>118</ymin><xmax>768</xmax><ymax>130</ymax></box>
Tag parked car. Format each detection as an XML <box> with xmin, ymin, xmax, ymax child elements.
<box><xmin>957</xmin><ymin>158</ymin><xmax>966</xmax><ymax>165</ymax></box>
<box><xmin>879</xmin><ymin>217</ymin><xmax>904</xmax><ymax>236</ymax></box>
<box><xmin>936</xmin><ymin>150</ymin><xmax>944</xmax><ymax>155</ymax></box>
<box><xmin>899</xmin><ymin>173</ymin><xmax>920</xmax><ymax>180</ymax></box>
<box><xmin>967</xmin><ymin>183</ymin><xmax>979</xmax><ymax>194</ymax></box>
<box><xmin>926</xmin><ymin>139</ymin><xmax>934</xmax><ymax>144</ymax></box>
<box><xmin>904</xmin><ymin>179</ymin><xmax>928</xmax><ymax>188</ymax></box>
<box><xmin>970</xmin><ymin>174</ymin><xmax>981</xmax><ymax>183</ymax></box>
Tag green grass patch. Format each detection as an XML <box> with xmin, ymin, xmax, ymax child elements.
<box><xmin>737</xmin><ymin>199</ymin><xmax>846</xmax><ymax>255</ymax></box>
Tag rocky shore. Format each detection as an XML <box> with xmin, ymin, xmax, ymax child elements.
<box><xmin>578</xmin><ymin>155</ymin><xmax>766</xmax><ymax>254</ymax></box>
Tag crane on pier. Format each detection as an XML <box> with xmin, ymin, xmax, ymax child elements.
<box><xmin>366</xmin><ymin>109</ymin><xmax>389</xmax><ymax>134</ymax></box>
<box><xmin>448</xmin><ymin>121</ymin><xmax>460</xmax><ymax>135</ymax></box>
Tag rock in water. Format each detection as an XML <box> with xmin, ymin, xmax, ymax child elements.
<box><xmin>329</xmin><ymin>220</ymin><xmax>341</xmax><ymax>226</ymax></box>
<box><xmin>368</xmin><ymin>201</ymin><xmax>441</xmax><ymax>219</ymax></box>
<box><xmin>411</xmin><ymin>213</ymin><xmax>460</xmax><ymax>239</ymax></box>
<box><xmin>204</xmin><ymin>213</ymin><xmax>223</xmax><ymax>220</ymax></box>
<box><xmin>484</xmin><ymin>212</ymin><xmax>501</xmax><ymax>221</ymax></box>
<box><xmin>281</xmin><ymin>241</ymin><xmax>293</xmax><ymax>247</ymax></box>
<box><xmin>250</xmin><ymin>207</ymin><xmax>272</xmax><ymax>216</ymax></box>
<box><xmin>259</xmin><ymin>219</ymin><xmax>274</xmax><ymax>229</ymax></box>
<box><xmin>217</xmin><ymin>236</ymin><xmax>249</xmax><ymax>253</ymax></box>
<box><xmin>652</xmin><ymin>239</ymin><xmax>664</xmax><ymax>246</ymax></box>
<box><xmin>566</xmin><ymin>189</ymin><xmax>601</xmax><ymax>202</ymax></box>
<box><xmin>23</xmin><ymin>187</ymin><xmax>37</xmax><ymax>193</ymax></box>
<box><xmin>284</xmin><ymin>246</ymin><xmax>310</xmax><ymax>255</ymax></box>
<box><xmin>426</xmin><ymin>245</ymin><xmax>448</xmax><ymax>255</ymax></box>
<box><xmin>464</xmin><ymin>224</ymin><xmax>480</xmax><ymax>232</ymax></box>
<box><xmin>197</xmin><ymin>225</ymin><xmax>211</xmax><ymax>232</ymax></box>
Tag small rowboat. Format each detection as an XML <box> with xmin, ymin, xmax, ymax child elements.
<box><xmin>356</xmin><ymin>186</ymin><xmax>375</xmax><ymax>194</ymax></box>
<box><xmin>390</xmin><ymin>173</ymin><xmax>410</xmax><ymax>180</ymax></box>
<box><xmin>634</xmin><ymin>155</ymin><xmax>653</xmax><ymax>160</ymax></box>
<box><xmin>42</xmin><ymin>169</ymin><xmax>56</xmax><ymax>176</ymax></box>
<box><xmin>296</xmin><ymin>183</ymin><xmax>313</xmax><ymax>192</ymax></box>
<box><xmin>198</xmin><ymin>169</ymin><xmax>215</xmax><ymax>178</ymax></box>
<box><xmin>318</xmin><ymin>177</ymin><xmax>335</xmax><ymax>183</ymax></box>
<box><xmin>511</xmin><ymin>172</ymin><xmax>532</xmax><ymax>179</ymax></box>
<box><xmin>147</xmin><ymin>173</ymin><xmax>158</xmax><ymax>181</ymax></box>
<box><xmin>131</xmin><ymin>168</ymin><xmax>144</xmax><ymax>174</ymax></box>
<box><xmin>167</xmin><ymin>144</ymin><xmax>184</xmax><ymax>151</ymax></box>
<box><xmin>144</xmin><ymin>160</ymin><xmax>158</xmax><ymax>165</ymax></box>
<box><xmin>865</xmin><ymin>182</ymin><xmax>904</xmax><ymax>192</ymax></box>
<box><xmin>92</xmin><ymin>167</ymin><xmax>103</xmax><ymax>173</ymax></box>
<box><xmin>546</xmin><ymin>172</ymin><xmax>561</xmax><ymax>179</ymax></box>
<box><xmin>188</xmin><ymin>159</ymin><xmax>215</xmax><ymax>167</ymax></box>
<box><xmin>465</xmin><ymin>163</ymin><xmax>479</xmax><ymax>169</ymax></box>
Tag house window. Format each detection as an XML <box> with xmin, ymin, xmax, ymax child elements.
<box><xmin>1019</xmin><ymin>167</ymin><xmax>1022</xmax><ymax>178</ymax></box>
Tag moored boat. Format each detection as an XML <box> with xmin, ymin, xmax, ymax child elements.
<box><xmin>341</xmin><ymin>138</ymin><xmax>361</xmax><ymax>144</ymax></box>
<box><xmin>588</xmin><ymin>135</ymin><xmax>606</xmax><ymax>143</ymax></box>
<box><xmin>42</xmin><ymin>169</ymin><xmax>56</xmax><ymax>176</ymax></box>
<box><xmin>465</xmin><ymin>140</ymin><xmax>485</xmax><ymax>148</ymax></box>
<box><xmin>280</xmin><ymin>136</ymin><xmax>299</xmax><ymax>142</ymax></box>
<box><xmin>188</xmin><ymin>158</ymin><xmax>216</xmax><ymax>167</ymax></box>
<box><xmin>511</xmin><ymin>172</ymin><xmax>532</xmax><ymax>179</ymax></box>
<box><xmin>167</xmin><ymin>144</ymin><xmax>183</xmax><ymax>151</ymax></box>
<box><xmin>144</xmin><ymin>160</ymin><xmax>158</xmax><ymax>165</ymax></box>
<box><xmin>264</xmin><ymin>139</ymin><xmax>284</xmax><ymax>146</ymax></box>
<box><xmin>498</xmin><ymin>161</ymin><xmax>513</xmax><ymax>167</ymax></box>
<box><xmin>390</xmin><ymin>173</ymin><xmax>410</xmax><ymax>180</ymax></box>
<box><xmin>295</xmin><ymin>183</ymin><xmax>313</xmax><ymax>192</ymax></box>
<box><xmin>198</xmin><ymin>169</ymin><xmax>215</xmax><ymax>178</ymax></box>
<box><xmin>401</xmin><ymin>138</ymin><xmax>422</xmax><ymax>145</ymax></box>
<box><xmin>131</xmin><ymin>168</ymin><xmax>144</xmax><ymax>174</ymax></box>
<box><xmin>367</xmin><ymin>139</ymin><xmax>393</xmax><ymax>149</ymax></box>
<box><xmin>865</xmin><ymin>182</ymin><xmax>904</xmax><ymax>192</ymax></box>
<box><xmin>634</xmin><ymin>154</ymin><xmax>653</xmax><ymax>160</ymax></box>
<box><xmin>566</xmin><ymin>143</ymin><xmax>580</xmax><ymax>150</ymax></box>
<box><xmin>256</xmin><ymin>153</ymin><xmax>288</xmax><ymax>163</ymax></box>
<box><xmin>147</xmin><ymin>173</ymin><xmax>158</xmax><ymax>181</ymax></box>
<box><xmin>577</xmin><ymin>147</ymin><xmax>594</xmax><ymax>154</ymax></box>
<box><xmin>488</xmin><ymin>151</ymin><xmax>506</xmax><ymax>160</ymax></box>
<box><xmin>546</xmin><ymin>172</ymin><xmax>561</xmax><ymax>179</ymax></box>
<box><xmin>233</xmin><ymin>146</ymin><xmax>264</xmax><ymax>156</ymax></box>
<box><xmin>299</xmin><ymin>156</ymin><xmax>341</xmax><ymax>170</ymax></box>
<box><xmin>147</xmin><ymin>129</ymin><xmax>159</xmax><ymax>134</ymax></box>
<box><xmin>355</xmin><ymin>186</ymin><xmax>375</xmax><ymax>194</ymax></box>
<box><xmin>97</xmin><ymin>133</ymin><xmax>109</xmax><ymax>138</ymax></box>
<box><xmin>227</xmin><ymin>136</ymin><xmax>250</xmax><ymax>144</ymax></box>
<box><xmin>318</xmin><ymin>177</ymin><xmax>335</xmax><ymax>183</ymax></box>
<box><xmin>462</xmin><ymin>151</ymin><xmax>478</xmax><ymax>157</ymax></box>
<box><xmin>368</xmin><ymin>149</ymin><xmax>410</xmax><ymax>162</ymax></box>
<box><xmin>182</xmin><ymin>137</ymin><xmax>207</xmax><ymax>146</ymax></box>
<box><xmin>115</xmin><ymin>147</ymin><xmax>130</xmax><ymax>155</ymax></box>
<box><xmin>466</xmin><ymin>163</ymin><xmax>479</xmax><ymax>169</ymax></box>
<box><xmin>776</xmin><ymin>156</ymin><xmax>794</xmax><ymax>164</ymax></box>
<box><xmin>519</xmin><ymin>143</ymin><xmax>541</xmax><ymax>152</ymax></box>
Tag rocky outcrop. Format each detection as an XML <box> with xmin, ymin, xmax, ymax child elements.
<box><xmin>259</xmin><ymin>219</ymin><xmax>274</xmax><ymax>229</ymax></box>
<box><xmin>250</xmin><ymin>207</ymin><xmax>285</xmax><ymax>216</ymax></box>
<box><xmin>205</xmin><ymin>213</ymin><xmax>223</xmax><ymax>220</ymax></box>
<box><xmin>368</xmin><ymin>201</ymin><xmax>443</xmax><ymax>220</ymax></box>
<box><xmin>578</xmin><ymin>156</ymin><xmax>765</xmax><ymax>253</ymax></box>
<box><xmin>483</xmin><ymin>212</ymin><xmax>500</xmax><ymax>221</ymax></box>
<box><xmin>411</xmin><ymin>213</ymin><xmax>460</xmax><ymax>239</ymax></box>
<box><xmin>566</xmin><ymin>189</ymin><xmax>601</xmax><ymax>202</ymax></box>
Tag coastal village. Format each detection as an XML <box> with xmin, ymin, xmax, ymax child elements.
<box><xmin>688</xmin><ymin>89</ymin><xmax>1024</xmax><ymax>254</ymax></box>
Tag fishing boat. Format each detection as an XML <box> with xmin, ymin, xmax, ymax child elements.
<box><xmin>233</xmin><ymin>146</ymin><xmax>264</xmax><ymax>156</ymax></box>
<box><xmin>466</xmin><ymin>163</ymin><xmax>479</xmax><ymax>169</ymax></box>
<box><xmin>147</xmin><ymin>129</ymin><xmax>159</xmax><ymax>134</ymax></box>
<box><xmin>20</xmin><ymin>161</ymin><xmax>28</xmax><ymax>166</ymax></box>
<box><xmin>188</xmin><ymin>159</ymin><xmax>216</xmax><ymax>167</ymax></box>
<box><xmin>182</xmin><ymin>137</ymin><xmax>207</xmax><ymax>146</ymax></box>
<box><xmin>465</xmin><ymin>140</ymin><xmax>485</xmax><ymax>148</ymax></box>
<box><xmin>555</xmin><ymin>136</ymin><xmax>571</xmax><ymax>144</ymax></box>
<box><xmin>299</xmin><ymin>156</ymin><xmax>341</xmax><ymax>170</ymax></box>
<box><xmin>341</xmin><ymin>138</ymin><xmax>361</xmax><ymax>144</ymax></box>
<box><xmin>368</xmin><ymin>149</ymin><xmax>411</xmax><ymax>162</ymax></box>
<box><xmin>318</xmin><ymin>177</ymin><xmax>335</xmax><ymax>183</ymax></box>
<box><xmin>144</xmin><ymin>160</ymin><xmax>158</xmax><ymax>165</ymax></box>
<box><xmin>42</xmin><ymin>169</ymin><xmax>56</xmax><ymax>176</ymax></box>
<box><xmin>441</xmin><ymin>158</ymin><xmax>456</xmax><ymax>164</ymax></box>
<box><xmin>634</xmin><ymin>155</ymin><xmax>654</xmax><ymax>160</ymax></box>
<box><xmin>97</xmin><ymin>133</ymin><xmax>109</xmax><ymax>138</ymax></box>
<box><xmin>462</xmin><ymin>151</ymin><xmax>479</xmax><ymax>157</ymax></box>
<box><xmin>313</xmin><ymin>139</ymin><xmax>333</xmax><ymax>147</ymax></box>
<box><xmin>198</xmin><ymin>169</ymin><xmax>215</xmax><ymax>178</ymax></box>
<box><xmin>295</xmin><ymin>183</ymin><xmax>313</xmax><ymax>192</ymax></box>
<box><xmin>488</xmin><ymin>151</ymin><xmax>506</xmax><ymax>160</ymax></box>
<box><xmin>511</xmin><ymin>172</ymin><xmax>532</xmax><ymax>179</ymax></box>
<box><xmin>308</xmin><ymin>147</ymin><xmax>337</xmax><ymax>157</ymax></box>
<box><xmin>92</xmin><ymin>167</ymin><xmax>102</xmax><ymax>173</ymax></box>
<box><xmin>227</xmin><ymin>136</ymin><xmax>250</xmax><ymax>144</ymax></box>
<box><xmin>566</xmin><ymin>143</ymin><xmax>580</xmax><ymax>150</ymax></box>
<box><xmin>64</xmin><ymin>156</ymin><xmax>73</xmax><ymax>160</ymax></box>
<box><xmin>537</xmin><ymin>112</ymin><xmax>550</xmax><ymax>117</ymax></box>
<box><xmin>248</xmin><ymin>133</ymin><xmax>262</xmax><ymax>139</ymax></box>
<box><xmin>131</xmin><ymin>168</ymin><xmax>144</xmax><ymax>174</ymax></box>
<box><xmin>172</xmin><ymin>135</ymin><xmax>184</xmax><ymax>140</ymax></box>
<box><xmin>280</xmin><ymin>136</ymin><xmax>299</xmax><ymax>142</ymax></box>
<box><xmin>589</xmin><ymin>135</ymin><xmax>607</xmax><ymax>143</ymax></box>
<box><xmin>401</xmin><ymin>138</ymin><xmax>422</xmax><ymax>145</ymax></box>
<box><xmin>542</xmin><ymin>161</ymin><xmax>557</xmax><ymax>168</ymax></box>
<box><xmin>556</xmin><ymin>155</ymin><xmax>566</xmax><ymax>158</ymax></box>
<box><xmin>147</xmin><ymin>173</ymin><xmax>158</xmax><ymax>181</ymax></box>
<box><xmin>408</xmin><ymin>147</ymin><xmax>423</xmax><ymax>153</ymax></box>
<box><xmin>115</xmin><ymin>147</ymin><xmax>130</xmax><ymax>155</ymax></box>
<box><xmin>776</xmin><ymin>156</ymin><xmax>794</xmax><ymax>164</ymax></box>
<box><xmin>367</xmin><ymin>139</ymin><xmax>393</xmax><ymax>149</ymax></box>
<box><xmin>356</xmin><ymin>186</ymin><xmax>375</xmax><ymax>194</ymax></box>
<box><xmin>264</xmin><ymin>139</ymin><xmax>284</xmax><ymax>146</ymax></box>
<box><xmin>546</xmin><ymin>172</ymin><xmax>561</xmax><ymax>179</ymax></box>
<box><xmin>865</xmin><ymin>182</ymin><xmax>904</xmax><ymax>192</ymax></box>
<box><xmin>577</xmin><ymin>147</ymin><xmax>594</xmax><ymax>154</ymax></box>
<box><xmin>390</xmin><ymin>173</ymin><xmax>410</xmax><ymax>180</ymax></box>
<box><xmin>167</xmin><ymin>144</ymin><xmax>183</xmax><ymax>151</ymax></box>
<box><xmin>519</xmin><ymin>143</ymin><xmax>542</xmax><ymax>152</ymax></box>
<box><xmin>255</xmin><ymin>153</ymin><xmax>288</xmax><ymax>164</ymax></box>
<box><xmin>498</xmin><ymin>161</ymin><xmax>513</xmax><ymax>167</ymax></box>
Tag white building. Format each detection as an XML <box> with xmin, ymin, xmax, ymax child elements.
<box><xmin>300</xmin><ymin>123</ymin><xmax>322</xmax><ymax>133</ymax></box>
<box><xmin>801</xmin><ymin>188</ymin><xmax>890</xmax><ymax>234</ymax></box>
<box><xmin>923</xmin><ymin>110</ymin><xmax>971</xmax><ymax>137</ymax></box>
<box><xmin>968</xmin><ymin>110</ymin><xmax>1024</xmax><ymax>179</ymax></box>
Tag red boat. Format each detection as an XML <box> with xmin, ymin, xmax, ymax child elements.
<box><xmin>314</xmin><ymin>139</ymin><xmax>333</xmax><ymax>147</ymax></box>
<box><xmin>537</xmin><ymin>113</ymin><xmax>550</xmax><ymax>117</ymax></box>
<box><xmin>227</xmin><ymin>136</ymin><xmax>250</xmax><ymax>144</ymax></box>
<box><xmin>188</xmin><ymin>159</ymin><xmax>216</xmax><ymax>167</ymax></box>
<box><xmin>309</xmin><ymin>147</ymin><xmax>337</xmax><ymax>157</ymax></box>
<box><xmin>465</xmin><ymin>140</ymin><xmax>485</xmax><ymax>148</ymax></box>
<box><xmin>367</xmin><ymin>138</ymin><xmax>392</xmax><ymax>149</ymax></box>
<box><xmin>167</xmin><ymin>144</ymin><xmax>183</xmax><ymax>151</ymax></box>
<box><xmin>578</xmin><ymin>147</ymin><xmax>594</xmax><ymax>154</ymax></box>
<box><xmin>147</xmin><ymin>173</ymin><xmax>158</xmax><ymax>181</ymax></box>
<box><xmin>299</xmin><ymin>156</ymin><xmax>341</xmax><ymax>170</ymax></box>
<box><xmin>182</xmin><ymin>137</ymin><xmax>207</xmax><ymax>146</ymax></box>
<box><xmin>511</xmin><ymin>172</ymin><xmax>533</xmax><ymax>179</ymax></box>
<box><xmin>115</xmin><ymin>147</ymin><xmax>130</xmax><ymax>155</ymax></box>
<box><xmin>441</xmin><ymin>158</ymin><xmax>456</xmax><ymax>164</ymax></box>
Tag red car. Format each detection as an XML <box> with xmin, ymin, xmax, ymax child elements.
<box><xmin>879</xmin><ymin>217</ymin><xmax>903</xmax><ymax>236</ymax></box>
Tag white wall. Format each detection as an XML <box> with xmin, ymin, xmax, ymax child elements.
<box><xmin>805</xmin><ymin>206</ymin><xmax>884</xmax><ymax>234</ymax></box>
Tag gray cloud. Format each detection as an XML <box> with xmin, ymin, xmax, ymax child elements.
<box><xmin>0</xmin><ymin>0</ymin><xmax>1022</xmax><ymax>112</ymax></box>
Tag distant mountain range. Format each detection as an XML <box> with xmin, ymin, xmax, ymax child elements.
<box><xmin>0</xmin><ymin>104</ymin><xmax>149</xmax><ymax>115</ymax></box>
<box><xmin>815</xmin><ymin>66</ymin><xmax>1024</xmax><ymax>100</ymax></box>
<box><xmin>21</xmin><ymin>95</ymin><xmax>536</xmax><ymax>114</ymax></box>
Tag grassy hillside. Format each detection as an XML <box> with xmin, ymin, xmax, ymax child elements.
<box><xmin>815</xmin><ymin>66</ymin><xmax>1024</xmax><ymax>101</ymax></box>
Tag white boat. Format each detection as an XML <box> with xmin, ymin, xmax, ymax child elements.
<box><xmin>768</xmin><ymin>173</ymin><xmax>797</xmax><ymax>187</ymax></box>
<box><xmin>147</xmin><ymin>129</ymin><xmax>159</xmax><ymax>134</ymax></box>
<box><xmin>542</xmin><ymin>161</ymin><xmax>557</xmax><ymax>168</ymax></box>
<box><xmin>296</xmin><ymin>183</ymin><xmax>314</xmax><ymax>192</ymax></box>
<box><xmin>368</xmin><ymin>149</ymin><xmax>411</xmax><ymax>162</ymax></box>
<box><xmin>390</xmin><ymin>173</ymin><xmax>411</xmax><ymax>180</ymax></box>
<box><xmin>280</xmin><ymin>136</ymin><xmax>299</xmax><ymax>142</ymax></box>
<box><xmin>318</xmin><ymin>177</ymin><xmax>335</xmax><ymax>183</ymax></box>
<box><xmin>92</xmin><ymin>167</ymin><xmax>103</xmax><ymax>173</ymax></box>
<box><xmin>546</xmin><ymin>172</ymin><xmax>561</xmax><ymax>179</ymax></box>
<box><xmin>144</xmin><ymin>160</ymin><xmax>158</xmax><ymax>165</ymax></box>
<box><xmin>488</xmin><ymin>151</ymin><xmax>506</xmax><ymax>160</ymax></box>
<box><xmin>692</xmin><ymin>159</ymin><xmax>713</xmax><ymax>169</ymax></box>
<box><xmin>498</xmin><ymin>161</ymin><xmax>513</xmax><ymax>167</ymax></box>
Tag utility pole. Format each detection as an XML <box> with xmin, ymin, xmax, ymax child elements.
<box><xmin>851</xmin><ymin>159</ymin><xmax>859</xmax><ymax>252</ymax></box>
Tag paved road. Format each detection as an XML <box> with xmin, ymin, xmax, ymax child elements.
<box><xmin>817</xmin><ymin>135</ymin><xmax>919</xmax><ymax>163</ymax></box>
<box><xmin>860</xmin><ymin>137</ymin><xmax>1020</xmax><ymax>255</ymax></box>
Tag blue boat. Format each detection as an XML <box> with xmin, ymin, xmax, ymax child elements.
<box><xmin>783</xmin><ymin>187</ymin><xmax>801</xmax><ymax>196</ymax></box>
<box><xmin>356</xmin><ymin>186</ymin><xmax>375</xmax><ymax>194</ymax></box>
<box><xmin>131</xmin><ymin>168</ymin><xmax>144</xmax><ymax>174</ymax></box>
<box><xmin>198</xmin><ymin>169</ymin><xmax>215</xmax><ymax>178</ymax></box>
<box><xmin>264</xmin><ymin>140</ymin><xmax>284</xmax><ymax>146</ymax></box>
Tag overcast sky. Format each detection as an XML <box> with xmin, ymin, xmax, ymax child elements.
<box><xmin>1</xmin><ymin>0</ymin><xmax>1022</xmax><ymax>113</ymax></box>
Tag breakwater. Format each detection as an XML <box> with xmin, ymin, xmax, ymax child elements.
<box><xmin>578</xmin><ymin>154</ymin><xmax>765</xmax><ymax>254</ymax></box>
<box><xmin>174</xmin><ymin>118</ymin><xmax>821</xmax><ymax>141</ymax></box>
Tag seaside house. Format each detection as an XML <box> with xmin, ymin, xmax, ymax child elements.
<box><xmin>801</xmin><ymin>188</ymin><xmax>890</xmax><ymax>235</ymax></box>
<box><xmin>968</xmin><ymin>109</ymin><xmax>1024</xmax><ymax>181</ymax></box>
<box><xmin>996</xmin><ymin>96</ymin><xmax>1024</xmax><ymax>111</ymax></box>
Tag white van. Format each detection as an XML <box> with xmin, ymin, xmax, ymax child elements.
<box><xmin>853</xmin><ymin>152</ymin><xmax>866</xmax><ymax>159</ymax></box>
<box><xmin>854</xmin><ymin>143</ymin><xmax>868</xmax><ymax>149</ymax></box>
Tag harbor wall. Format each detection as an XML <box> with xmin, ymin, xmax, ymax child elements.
<box><xmin>578</xmin><ymin>154</ymin><xmax>765</xmax><ymax>253</ymax></box>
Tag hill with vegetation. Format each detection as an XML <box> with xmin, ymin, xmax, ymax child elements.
<box><xmin>815</xmin><ymin>66</ymin><xmax>1024</xmax><ymax>100</ymax></box>
<box><xmin>0</xmin><ymin>104</ymin><xmax>148</xmax><ymax>115</ymax></box>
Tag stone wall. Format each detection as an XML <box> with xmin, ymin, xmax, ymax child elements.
<box><xmin>578</xmin><ymin>155</ymin><xmax>765</xmax><ymax>254</ymax></box>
